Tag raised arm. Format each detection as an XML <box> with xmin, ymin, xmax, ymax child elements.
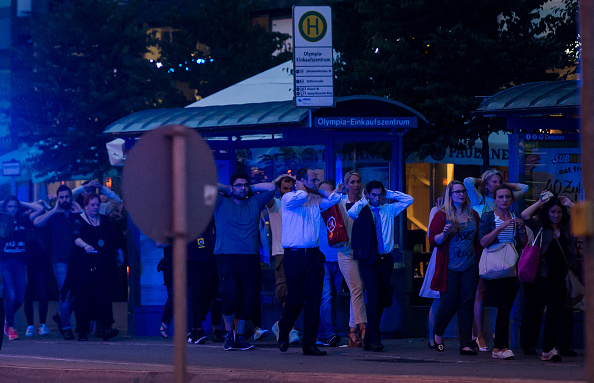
<box><xmin>463</xmin><ymin>177</ymin><xmax>482</xmax><ymax>206</ymax></box>
<box><xmin>383</xmin><ymin>190</ymin><xmax>414</xmax><ymax>217</ymax></box>
<box><xmin>509</xmin><ymin>182</ymin><xmax>529</xmax><ymax>200</ymax></box>
<box><xmin>348</xmin><ymin>192</ymin><xmax>369</xmax><ymax>220</ymax></box>
<box><xmin>33</xmin><ymin>203</ymin><xmax>61</xmax><ymax>227</ymax></box>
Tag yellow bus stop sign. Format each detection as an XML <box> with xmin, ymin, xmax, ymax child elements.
<box><xmin>298</xmin><ymin>11</ymin><xmax>328</xmax><ymax>43</ymax></box>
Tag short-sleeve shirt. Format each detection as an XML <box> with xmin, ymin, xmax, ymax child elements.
<box><xmin>447</xmin><ymin>221</ymin><xmax>476</xmax><ymax>271</ymax></box>
<box><xmin>214</xmin><ymin>190</ymin><xmax>274</xmax><ymax>255</ymax></box>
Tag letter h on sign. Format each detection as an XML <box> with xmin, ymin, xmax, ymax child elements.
<box><xmin>307</xmin><ymin>16</ymin><xmax>320</xmax><ymax>35</ymax></box>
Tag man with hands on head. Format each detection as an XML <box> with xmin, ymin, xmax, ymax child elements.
<box><xmin>213</xmin><ymin>172</ymin><xmax>278</xmax><ymax>351</ymax></box>
<box><xmin>348</xmin><ymin>181</ymin><xmax>413</xmax><ymax>351</ymax></box>
<box><xmin>33</xmin><ymin>185</ymin><xmax>82</xmax><ymax>340</ymax></box>
<box><xmin>277</xmin><ymin>168</ymin><xmax>341</xmax><ymax>356</ymax></box>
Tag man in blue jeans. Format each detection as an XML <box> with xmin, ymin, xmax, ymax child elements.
<box><xmin>316</xmin><ymin>181</ymin><xmax>343</xmax><ymax>347</ymax></box>
<box><xmin>34</xmin><ymin>185</ymin><xmax>81</xmax><ymax>340</ymax></box>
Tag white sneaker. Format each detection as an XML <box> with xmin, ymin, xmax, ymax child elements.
<box><xmin>289</xmin><ymin>329</ymin><xmax>300</xmax><ymax>344</ymax></box>
<box><xmin>26</xmin><ymin>325</ymin><xmax>35</xmax><ymax>337</ymax></box>
<box><xmin>272</xmin><ymin>321</ymin><xmax>280</xmax><ymax>341</ymax></box>
<box><xmin>541</xmin><ymin>348</ymin><xmax>562</xmax><ymax>362</ymax></box>
<box><xmin>492</xmin><ymin>349</ymin><xmax>515</xmax><ymax>359</ymax></box>
<box><xmin>39</xmin><ymin>324</ymin><xmax>50</xmax><ymax>335</ymax></box>
<box><xmin>253</xmin><ymin>327</ymin><xmax>270</xmax><ymax>341</ymax></box>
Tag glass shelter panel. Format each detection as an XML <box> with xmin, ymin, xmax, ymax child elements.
<box><xmin>335</xmin><ymin>142</ymin><xmax>391</xmax><ymax>187</ymax></box>
<box><xmin>236</xmin><ymin>145</ymin><xmax>326</xmax><ymax>183</ymax></box>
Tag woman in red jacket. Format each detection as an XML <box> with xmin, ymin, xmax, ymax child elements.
<box><xmin>428</xmin><ymin>181</ymin><xmax>482</xmax><ymax>355</ymax></box>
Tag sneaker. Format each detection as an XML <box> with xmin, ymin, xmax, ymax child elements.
<box><xmin>39</xmin><ymin>323</ymin><xmax>50</xmax><ymax>335</ymax></box>
<box><xmin>103</xmin><ymin>328</ymin><xmax>119</xmax><ymax>341</ymax></box>
<box><xmin>541</xmin><ymin>348</ymin><xmax>562</xmax><ymax>362</ymax></box>
<box><xmin>63</xmin><ymin>328</ymin><xmax>75</xmax><ymax>340</ymax></box>
<box><xmin>52</xmin><ymin>313</ymin><xmax>64</xmax><ymax>335</ymax></box>
<box><xmin>272</xmin><ymin>321</ymin><xmax>280</xmax><ymax>341</ymax></box>
<box><xmin>212</xmin><ymin>329</ymin><xmax>224</xmax><ymax>343</ymax></box>
<box><xmin>8</xmin><ymin>327</ymin><xmax>18</xmax><ymax>340</ymax></box>
<box><xmin>289</xmin><ymin>329</ymin><xmax>300</xmax><ymax>344</ymax></box>
<box><xmin>316</xmin><ymin>339</ymin><xmax>329</xmax><ymax>346</ymax></box>
<box><xmin>224</xmin><ymin>331</ymin><xmax>236</xmax><ymax>351</ymax></box>
<box><xmin>327</xmin><ymin>334</ymin><xmax>341</xmax><ymax>347</ymax></box>
<box><xmin>26</xmin><ymin>325</ymin><xmax>35</xmax><ymax>337</ymax></box>
<box><xmin>235</xmin><ymin>335</ymin><xmax>255</xmax><ymax>350</ymax></box>
<box><xmin>187</xmin><ymin>329</ymin><xmax>208</xmax><ymax>344</ymax></box>
<box><xmin>159</xmin><ymin>322</ymin><xmax>169</xmax><ymax>338</ymax></box>
<box><xmin>492</xmin><ymin>349</ymin><xmax>515</xmax><ymax>359</ymax></box>
<box><xmin>253</xmin><ymin>327</ymin><xmax>270</xmax><ymax>341</ymax></box>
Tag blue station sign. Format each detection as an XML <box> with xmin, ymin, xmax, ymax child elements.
<box><xmin>314</xmin><ymin>117</ymin><xmax>417</xmax><ymax>128</ymax></box>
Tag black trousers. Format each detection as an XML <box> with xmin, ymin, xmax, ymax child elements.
<box><xmin>278</xmin><ymin>248</ymin><xmax>325</xmax><ymax>348</ymax></box>
<box><xmin>73</xmin><ymin>282</ymin><xmax>113</xmax><ymax>335</ymax></box>
<box><xmin>187</xmin><ymin>258</ymin><xmax>220</xmax><ymax>327</ymax></box>
<box><xmin>485</xmin><ymin>277</ymin><xmax>518</xmax><ymax>350</ymax></box>
<box><xmin>217</xmin><ymin>254</ymin><xmax>260</xmax><ymax>320</ymax></box>
<box><xmin>358</xmin><ymin>253</ymin><xmax>394</xmax><ymax>344</ymax></box>
<box><xmin>521</xmin><ymin>275</ymin><xmax>566</xmax><ymax>352</ymax></box>
<box><xmin>434</xmin><ymin>263</ymin><xmax>479</xmax><ymax>349</ymax></box>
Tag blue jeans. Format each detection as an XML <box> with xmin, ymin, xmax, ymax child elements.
<box><xmin>318</xmin><ymin>261</ymin><xmax>343</xmax><ymax>339</ymax></box>
<box><xmin>1</xmin><ymin>259</ymin><xmax>27</xmax><ymax>328</ymax></box>
<box><xmin>53</xmin><ymin>263</ymin><xmax>72</xmax><ymax>330</ymax></box>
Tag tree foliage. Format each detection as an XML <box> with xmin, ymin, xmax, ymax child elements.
<box><xmin>11</xmin><ymin>0</ymin><xmax>186</xmax><ymax>180</ymax></box>
<box><xmin>332</xmin><ymin>0</ymin><xmax>578</xmax><ymax>158</ymax></box>
<box><xmin>156</xmin><ymin>0</ymin><xmax>292</xmax><ymax>98</ymax></box>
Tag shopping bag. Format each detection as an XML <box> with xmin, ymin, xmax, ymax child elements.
<box><xmin>321</xmin><ymin>204</ymin><xmax>349</xmax><ymax>247</ymax></box>
<box><xmin>518</xmin><ymin>229</ymin><xmax>542</xmax><ymax>283</ymax></box>
<box><xmin>566</xmin><ymin>270</ymin><xmax>585</xmax><ymax>305</ymax></box>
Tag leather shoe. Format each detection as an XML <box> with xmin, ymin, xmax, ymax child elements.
<box><xmin>363</xmin><ymin>341</ymin><xmax>384</xmax><ymax>352</ymax></box>
<box><xmin>278</xmin><ymin>338</ymin><xmax>289</xmax><ymax>352</ymax></box>
<box><xmin>303</xmin><ymin>346</ymin><xmax>327</xmax><ymax>356</ymax></box>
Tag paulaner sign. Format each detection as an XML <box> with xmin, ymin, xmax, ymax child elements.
<box><xmin>314</xmin><ymin>117</ymin><xmax>417</xmax><ymax>128</ymax></box>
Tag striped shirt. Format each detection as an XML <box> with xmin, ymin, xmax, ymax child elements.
<box><xmin>494</xmin><ymin>213</ymin><xmax>515</xmax><ymax>243</ymax></box>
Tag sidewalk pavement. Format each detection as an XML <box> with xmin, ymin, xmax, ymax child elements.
<box><xmin>0</xmin><ymin>332</ymin><xmax>585</xmax><ymax>382</ymax></box>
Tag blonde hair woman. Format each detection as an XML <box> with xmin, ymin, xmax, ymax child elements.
<box><xmin>428</xmin><ymin>181</ymin><xmax>482</xmax><ymax>355</ymax></box>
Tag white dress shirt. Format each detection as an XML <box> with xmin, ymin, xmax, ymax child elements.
<box><xmin>347</xmin><ymin>190</ymin><xmax>414</xmax><ymax>253</ymax></box>
<box><xmin>267</xmin><ymin>198</ymin><xmax>284</xmax><ymax>256</ymax></box>
<box><xmin>281</xmin><ymin>190</ymin><xmax>341</xmax><ymax>249</ymax></box>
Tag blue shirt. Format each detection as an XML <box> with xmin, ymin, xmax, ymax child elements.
<box><xmin>214</xmin><ymin>190</ymin><xmax>274</xmax><ymax>255</ymax></box>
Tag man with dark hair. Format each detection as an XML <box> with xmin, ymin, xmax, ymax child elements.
<box><xmin>348</xmin><ymin>180</ymin><xmax>413</xmax><ymax>351</ymax></box>
<box><xmin>277</xmin><ymin>168</ymin><xmax>340</xmax><ymax>356</ymax></box>
<box><xmin>214</xmin><ymin>172</ymin><xmax>278</xmax><ymax>351</ymax></box>
<box><xmin>33</xmin><ymin>185</ymin><xmax>82</xmax><ymax>340</ymax></box>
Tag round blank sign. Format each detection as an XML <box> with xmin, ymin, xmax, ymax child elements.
<box><xmin>122</xmin><ymin>125</ymin><xmax>218</xmax><ymax>243</ymax></box>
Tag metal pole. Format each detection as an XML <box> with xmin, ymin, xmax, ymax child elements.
<box><xmin>171</xmin><ymin>127</ymin><xmax>188</xmax><ymax>383</ymax></box>
<box><xmin>578</xmin><ymin>2</ymin><xmax>594</xmax><ymax>382</ymax></box>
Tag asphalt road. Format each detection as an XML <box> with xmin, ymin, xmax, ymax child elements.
<box><xmin>0</xmin><ymin>333</ymin><xmax>585</xmax><ymax>382</ymax></box>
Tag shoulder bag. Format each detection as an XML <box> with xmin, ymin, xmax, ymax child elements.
<box><xmin>479</xmin><ymin>213</ymin><xmax>519</xmax><ymax>280</ymax></box>
<box><xmin>518</xmin><ymin>228</ymin><xmax>542</xmax><ymax>283</ymax></box>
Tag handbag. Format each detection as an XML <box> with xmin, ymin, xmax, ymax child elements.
<box><xmin>566</xmin><ymin>270</ymin><xmax>585</xmax><ymax>305</ymax></box>
<box><xmin>321</xmin><ymin>204</ymin><xmax>349</xmax><ymax>247</ymax></box>
<box><xmin>479</xmin><ymin>213</ymin><xmax>519</xmax><ymax>279</ymax></box>
<box><xmin>518</xmin><ymin>228</ymin><xmax>542</xmax><ymax>283</ymax></box>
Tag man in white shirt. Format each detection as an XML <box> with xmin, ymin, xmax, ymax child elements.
<box><xmin>348</xmin><ymin>180</ymin><xmax>413</xmax><ymax>351</ymax></box>
<box><xmin>267</xmin><ymin>176</ymin><xmax>300</xmax><ymax>344</ymax></box>
<box><xmin>277</xmin><ymin>168</ymin><xmax>340</xmax><ymax>356</ymax></box>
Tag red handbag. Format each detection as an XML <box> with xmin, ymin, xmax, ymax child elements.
<box><xmin>518</xmin><ymin>228</ymin><xmax>542</xmax><ymax>283</ymax></box>
<box><xmin>321</xmin><ymin>204</ymin><xmax>349</xmax><ymax>247</ymax></box>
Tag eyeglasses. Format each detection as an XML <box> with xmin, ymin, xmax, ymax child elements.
<box><xmin>232</xmin><ymin>183</ymin><xmax>249</xmax><ymax>189</ymax></box>
<box><xmin>452</xmin><ymin>190</ymin><xmax>467</xmax><ymax>195</ymax></box>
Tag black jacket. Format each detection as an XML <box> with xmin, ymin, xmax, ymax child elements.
<box><xmin>351</xmin><ymin>205</ymin><xmax>379</xmax><ymax>264</ymax></box>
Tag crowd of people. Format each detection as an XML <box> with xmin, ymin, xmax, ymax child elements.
<box><xmin>0</xmin><ymin>166</ymin><xmax>582</xmax><ymax>363</ymax></box>
<box><xmin>421</xmin><ymin>169</ymin><xmax>581</xmax><ymax>362</ymax></box>
<box><xmin>153</xmin><ymin>167</ymin><xmax>581</xmax><ymax>360</ymax></box>
<box><xmin>0</xmin><ymin>181</ymin><xmax>125</xmax><ymax>342</ymax></box>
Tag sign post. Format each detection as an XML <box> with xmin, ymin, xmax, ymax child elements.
<box><xmin>293</xmin><ymin>6</ymin><xmax>334</xmax><ymax>108</ymax></box>
<box><xmin>122</xmin><ymin>125</ymin><xmax>218</xmax><ymax>383</ymax></box>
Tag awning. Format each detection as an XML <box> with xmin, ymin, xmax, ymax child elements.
<box><xmin>475</xmin><ymin>80</ymin><xmax>578</xmax><ymax>116</ymax></box>
<box><xmin>103</xmin><ymin>101</ymin><xmax>309</xmax><ymax>135</ymax></box>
